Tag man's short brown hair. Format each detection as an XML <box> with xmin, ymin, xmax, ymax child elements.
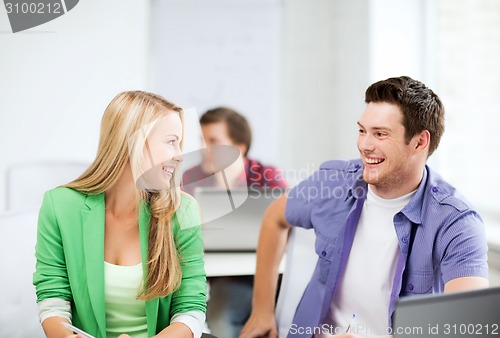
<box><xmin>365</xmin><ymin>76</ymin><xmax>445</xmax><ymax>156</ymax></box>
<box><xmin>200</xmin><ymin>107</ymin><xmax>252</xmax><ymax>157</ymax></box>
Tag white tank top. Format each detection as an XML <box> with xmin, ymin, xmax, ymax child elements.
<box><xmin>104</xmin><ymin>261</ymin><xmax>148</xmax><ymax>338</ymax></box>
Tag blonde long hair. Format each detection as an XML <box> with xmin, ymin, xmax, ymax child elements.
<box><xmin>65</xmin><ymin>91</ymin><xmax>184</xmax><ymax>300</ymax></box>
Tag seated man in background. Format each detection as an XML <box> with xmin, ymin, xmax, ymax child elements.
<box><xmin>240</xmin><ymin>76</ymin><xmax>489</xmax><ymax>338</ymax></box>
<box><xmin>183</xmin><ymin>107</ymin><xmax>287</xmax><ymax>338</ymax></box>
<box><xmin>183</xmin><ymin>107</ymin><xmax>286</xmax><ymax>196</ymax></box>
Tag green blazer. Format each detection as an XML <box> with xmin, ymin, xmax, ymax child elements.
<box><xmin>33</xmin><ymin>187</ymin><xmax>206</xmax><ymax>338</ymax></box>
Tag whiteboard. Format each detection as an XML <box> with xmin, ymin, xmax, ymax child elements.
<box><xmin>150</xmin><ymin>0</ymin><xmax>283</xmax><ymax>165</ymax></box>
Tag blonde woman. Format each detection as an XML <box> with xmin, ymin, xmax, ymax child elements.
<box><xmin>33</xmin><ymin>91</ymin><xmax>208</xmax><ymax>338</ymax></box>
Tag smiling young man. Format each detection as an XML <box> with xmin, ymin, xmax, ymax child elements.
<box><xmin>239</xmin><ymin>76</ymin><xmax>489</xmax><ymax>338</ymax></box>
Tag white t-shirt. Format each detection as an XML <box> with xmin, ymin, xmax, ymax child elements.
<box><xmin>324</xmin><ymin>186</ymin><xmax>415</xmax><ymax>337</ymax></box>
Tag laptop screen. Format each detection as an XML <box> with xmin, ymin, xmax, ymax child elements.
<box><xmin>195</xmin><ymin>187</ymin><xmax>285</xmax><ymax>252</ymax></box>
<box><xmin>392</xmin><ymin>286</ymin><xmax>500</xmax><ymax>337</ymax></box>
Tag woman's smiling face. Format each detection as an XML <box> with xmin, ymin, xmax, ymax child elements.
<box><xmin>138</xmin><ymin>112</ymin><xmax>183</xmax><ymax>191</ymax></box>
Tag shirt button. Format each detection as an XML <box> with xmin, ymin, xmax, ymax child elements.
<box><xmin>321</xmin><ymin>251</ymin><xmax>327</xmax><ymax>257</ymax></box>
<box><xmin>402</xmin><ymin>237</ymin><xmax>408</xmax><ymax>244</ymax></box>
<box><xmin>354</xmin><ymin>164</ymin><xmax>361</xmax><ymax>169</ymax></box>
<box><xmin>408</xmin><ymin>283</ymin><xmax>414</xmax><ymax>291</ymax></box>
<box><xmin>432</xmin><ymin>187</ymin><xmax>439</xmax><ymax>193</ymax></box>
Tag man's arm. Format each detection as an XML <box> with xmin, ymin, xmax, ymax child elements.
<box><xmin>444</xmin><ymin>276</ymin><xmax>489</xmax><ymax>292</ymax></box>
<box><xmin>239</xmin><ymin>194</ymin><xmax>291</xmax><ymax>338</ymax></box>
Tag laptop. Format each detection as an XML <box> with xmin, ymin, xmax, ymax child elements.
<box><xmin>393</xmin><ymin>286</ymin><xmax>500</xmax><ymax>337</ymax></box>
<box><xmin>194</xmin><ymin>187</ymin><xmax>285</xmax><ymax>252</ymax></box>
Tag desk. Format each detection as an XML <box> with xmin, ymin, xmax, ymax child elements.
<box><xmin>204</xmin><ymin>252</ymin><xmax>286</xmax><ymax>277</ymax></box>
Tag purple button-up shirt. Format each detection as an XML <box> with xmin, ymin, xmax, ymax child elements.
<box><xmin>285</xmin><ymin>159</ymin><xmax>488</xmax><ymax>338</ymax></box>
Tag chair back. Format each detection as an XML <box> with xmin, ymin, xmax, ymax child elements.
<box><xmin>275</xmin><ymin>227</ymin><xmax>317</xmax><ymax>338</ymax></box>
<box><xmin>6</xmin><ymin>161</ymin><xmax>88</xmax><ymax>210</ymax></box>
<box><xmin>0</xmin><ymin>207</ymin><xmax>45</xmax><ymax>337</ymax></box>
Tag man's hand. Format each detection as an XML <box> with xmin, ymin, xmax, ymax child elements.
<box><xmin>239</xmin><ymin>195</ymin><xmax>290</xmax><ymax>338</ymax></box>
<box><xmin>239</xmin><ymin>312</ymin><xmax>277</xmax><ymax>338</ymax></box>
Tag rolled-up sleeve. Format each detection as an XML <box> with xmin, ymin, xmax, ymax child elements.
<box><xmin>285</xmin><ymin>173</ymin><xmax>319</xmax><ymax>230</ymax></box>
<box><xmin>438</xmin><ymin>210</ymin><xmax>489</xmax><ymax>284</ymax></box>
<box><xmin>171</xmin><ymin>310</ymin><xmax>205</xmax><ymax>338</ymax></box>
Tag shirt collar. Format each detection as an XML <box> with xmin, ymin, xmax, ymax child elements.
<box><xmin>399</xmin><ymin>165</ymin><xmax>429</xmax><ymax>225</ymax></box>
<box><xmin>346</xmin><ymin>160</ymin><xmax>367</xmax><ymax>201</ymax></box>
<box><xmin>346</xmin><ymin>161</ymin><xmax>429</xmax><ymax>226</ymax></box>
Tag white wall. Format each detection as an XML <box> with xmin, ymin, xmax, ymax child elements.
<box><xmin>369</xmin><ymin>0</ymin><xmax>436</xmax><ymax>84</ymax></box>
<box><xmin>436</xmin><ymin>0</ymin><xmax>500</xmax><ymax>215</ymax></box>
<box><xmin>0</xmin><ymin>0</ymin><xmax>150</xmax><ymax>210</ymax></box>
<box><xmin>281</xmin><ymin>0</ymin><xmax>371</xmax><ymax>181</ymax></box>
